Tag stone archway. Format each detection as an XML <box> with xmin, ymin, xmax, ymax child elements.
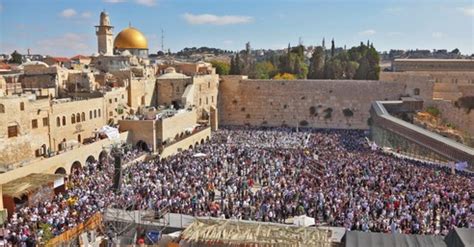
<box><xmin>136</xmin><ymin>140</ymin><xmax>150</xmax><ymax>152</ymax></box>
<box><xmin>206</xmin><ymin>136</ymin><xmax>210</xmax><ymax>142</ymax></box>
<box><xmin>54</xmin><ymin>167</ymin><xmax>67</xmax><ymax>175</ymax></box>
<box><xmin>98</xmin><ymin>150</ymin><xmax>108</xmax><ymax>171</ymax></box>
<box><xmin>71</xmin><ymin>161</ymin><xmax>82</xmax><ymax>174</ymax></box>
<box><xmin>86</xmin><ymin>155</ymin><xmax>96</xmax><ymax>164</ymax></box>
<box><xmin>189</xmin><ymin>145</ymin><xmax>193</xmax><ymax>150</ymax></box>
<box><xmin>200</xmin><ymin>139</ymin><xmax>204</xmax><ymax>145</ymax></box>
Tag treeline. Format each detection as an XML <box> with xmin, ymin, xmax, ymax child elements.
<box><xmin>213</xmin><ymin>40</ymin><xmax>380</xmax><ymax>80</ymax></box>
<box><xmin>176</xmin><ymin>47</ymin><xmax>233</xmax><ymax>56</ymax></box>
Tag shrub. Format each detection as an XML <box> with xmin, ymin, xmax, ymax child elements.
<box><xmin>456</xmin><ymin>96</ymin><xmax>474</xmax><ymax>114</ymax></box>
<box><xmin>342</xmin><ymin>108</ymin><xmax>354</xmax><ymax>117</ymax></box>
<box><xmin>299</xmin><ymin>120</ymin><xmax>309</xmax><ymax>126</ymax></box>
<box><xmin>426</xmin><ymin>106</ymin><xmax>440</xmax><ymax>117</ymax></box>
<box><xmin>324</xmin><ymin>107</ymin><xmax>333</xmax><ymax>119</ymax></box>
<box><xmin>309</xmin><ymin>106</ymin><xmax>316</xmax><ymax>115</ymax></box>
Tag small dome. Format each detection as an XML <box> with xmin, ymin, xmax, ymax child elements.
<box><xmin>114</xmin><ymin>27</ymin><xmax>148</xmax><ymax>50</ymax></box>
<box><xmin>164</xmin><ymin>67</ymin><xmax>176</xmax><ymax>73</ymax></box>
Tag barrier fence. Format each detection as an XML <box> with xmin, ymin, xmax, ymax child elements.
<box><xmin>46</xmin><ymin>212</ymin><xmax>103</xmax><ymax>246</ymax></box>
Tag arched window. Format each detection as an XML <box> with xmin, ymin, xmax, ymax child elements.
<box><xmin>57</xmin><ymin>117</ymin><xmax>61</xmax><ymax>127</ymax></box>
<box><xmin>89</xmin><ymin>110</ymin><xmax>93</xmax><ymax>119</ymax></box>
<box><xmin>81</xmin><ymin>112</ymin><xmax>85</xmax><ymax>121</ymax></box>
<box><xmin>94</xmin><ymin>110</ymin><xmax>97</xmax><ymax>118</ymax></box>
<box><xmin>62</xmin><ymin>116</ymin><xmax>66</xmax><ymax>126</ymax></box>
<box><xmin>71</xmin><ymin>114</ymin><xmax>76</xmax><ymax>124</ymax></box>
<box><xmin>0</xmin><ymin>104</ymin><xmax>5</xmax><ymax>113</ymax></box>
<box><xmin>76</xmin><ymin>113</ymin><xmax>80</xmax><ymax>123</ymax></box>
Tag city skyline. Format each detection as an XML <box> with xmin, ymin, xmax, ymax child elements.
<box><xmin>0</xmin><ymin>0</ymin><xmax>473</xmax><ymax>56</ymax></box>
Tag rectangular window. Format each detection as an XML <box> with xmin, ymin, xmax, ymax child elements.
<box><xmin>43</xmin><ymin>117</ymin><xmax>49</xmax><ymax>127</ymax></box>
<box><xmin>109</xmin><ymin>99</ymin><xmax>112</xmax><ymax>104</ymax></box>
<box><xmin>8</xmin><ymin>126</ymin><xmax>18</xmax><ymax>138</ymax></box>
<box><xmin>32</xmin><ymin>119</ymin><xmax>38</xmax><ymax>129</ymax></box>
<box><xmin>115</xmin><ymin>98</ymin><xmax>117</xmax><ymax>102</ymax></box>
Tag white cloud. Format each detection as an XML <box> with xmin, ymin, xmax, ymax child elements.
<box><xmin>60</xmin><ymin>8</ymin><xmax>77</xmax><ymax>18</ymax></box>
<box><xmin>432</xmin><ymin>32</ymin><xmax>444</xmax><ymax>38</ymax></box>
<box><xmin>103</xmin><ymin>0</ymin><xmax>126</xmax><ymax>3</ymax></box>
<box><xmin>81</xmin><ymin>12</ymin><xmax>92</xmax><ymax>18</ymax></box>
<box><xmin>457</xmin><ymin>6</ymin><xmax>474</xmax><ymax>16</ymax></box>
<box><xmin>36</xmin><ymin>33</ymin><xmax>93</xmax><ymax>56</ymax></box>
<box><xmin>183</xmin><ymin>13</ymin><xmax>254</xmax><ymax>25</ymax></box>
<box><xmin>135</xmin><ymin>0</ymin><xmax>156</xmax><ymax>6</ymax></box>
<box><xmin>358</xmin><ymin>29</ymin><xmax>376</xmax><ymax>36</ymax></box>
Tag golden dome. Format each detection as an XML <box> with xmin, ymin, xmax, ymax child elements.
<box><xmin>114</xmin><ymin>27</ymin><xmax>148</xmax><ymax>49</ymax></box>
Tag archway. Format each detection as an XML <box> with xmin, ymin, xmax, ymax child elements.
<box><xmin>98</xmin><ymin>150</ymin><xmax>108</xmax><ymax>171</ymax></box>
<box><xmin>71</xmin><ymin>161</ymin><xmax>82</xmax><ymax>174</ymax></box>
<box><xmin>206</xmin><ymin>136</ymin><xmax>210</xmax><ymax>142</ymax></box>
<box><xmin>54</xmin><ymin>167</ymin><xmax>66</xmax><ymax>175</ymax></box>
<box><xmin>136</xmin><ymin>140</ymin><xmax>150</xmax><ymax>152</ymax></box>
<box><xmin>195</xmin><ymin>142</ymin><xmax>199</xmax><ymax>147</ymax></box>
<box><xmin>200</xmin><ymin>139</ymin><xmax>204</xmax><ymax>145</ymax></box>
<box><xmin>189</xmin><ymin>145</ymin><xmax>193</xmax><ymax>150</ymax></box>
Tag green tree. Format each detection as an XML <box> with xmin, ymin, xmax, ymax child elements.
<box><xmin>210</xmin><ymin>60</ymin><xmax>230</xmax><ymax>75</ymax></box>
<box><xmin>331</xmin><ymin>39</ymin><xmax>335</xmax><ymax>57</ymax></box>
<box><xmin>308</xmin><ymin>46</ymin><xmax>325</xmax><ymax>79</ymax></box>
<box><xmin>254</xmin><ymin>61</ymin><xmax>276</xmax><ymax>79</ymax></box>
<box><xmin>230</xmin><ymin>54</ymin><xmax>242</xmax><ymax>75</ymax></box>
<box><xmin>10</xmin><ymin>50</ymin><xmax>22</xmax><ymax>64</ymax></box>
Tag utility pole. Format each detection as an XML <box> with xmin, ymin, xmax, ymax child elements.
<box><xmin>161</xmin><ymin>29</ymin><xmax>165</xmax><ymax>53</ymax></box>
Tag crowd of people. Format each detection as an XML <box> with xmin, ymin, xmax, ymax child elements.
<box><xmin>4</xmin><ymin>127</ymin><xmax>473</xmax><ymax>245</ymax></box>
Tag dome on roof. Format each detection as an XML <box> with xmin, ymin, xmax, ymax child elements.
<box><xmin>19</xmin><ymin>60</ymin><xmax>49</xmax><ymax>68</ymax></box>
<box><xmin>114</xmin><ymin>27</ymin><xmax>148</xmax><ymax>50</ymax></box>
<box><xmin>164</xmin><ymin>67</ymin><xmax>176</xmax><ymax>73</ymax></box>
<box><xmin>158</xmin><ymin>70</ymin><xmax>190</xmax><ymax>79</ymax></box>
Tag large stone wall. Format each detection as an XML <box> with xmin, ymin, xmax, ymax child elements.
<box><xmin>427</xmin><ymin>100</ymin><xmax>474</xmax><ymax>137</ymax></box>
<box><xmin>392</xmin><ymin>59</ymin><xmax>474</xmax><ymax>72</ymax></box>
<box><xmin>219</xmin><ymin>76</ymin><xmax>408</xmax><ymax>129</ymax></box>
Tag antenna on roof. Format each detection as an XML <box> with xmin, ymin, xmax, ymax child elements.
<box><xmin>129</xmin><ymin>21</ymin><xmax>131</xmax><ymax>27</ymax></box>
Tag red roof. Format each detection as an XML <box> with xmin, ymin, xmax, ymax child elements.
<box><xmin>49</xmin><ymin>57</ymin><xmax>71</xmax><ymax>63</ymax></box>
<box><xmin>70</xmin><ymin>55</ymin><xmax>90</xmax><ymax>60</ymax></box>
<box><xmin>0</xmin><ymin>63</ymin><xmax>11</xmax><ymax>70</ymax></box>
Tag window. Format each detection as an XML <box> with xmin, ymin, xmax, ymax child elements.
<box><xmin>122</xmin><ymin>94</ymin><xmax>124</xmax><ymax>99</ymax></box>
<box><xmin>199</xmin><ymin>98</ymin><xmax>202</xmax><ymax>106</ymax></box>
<box><xmin>76</xmin><ymin>113</ymin><xmax>80</xmax><ymax>123</ymax></box>
<box><xmin>98</xmin><ymin>109</ymin><xmax>101</xmax><ymax>117</ymax></box>
<box><xmin>57</xmin><ymin>117</ymin><xmax>61</xmax><ymax>127</ymax></box>
<box><xmin>43</xmin><ymin>117</ymin><xmax>49</xmax><ymax>127</ymax></box>
<box><xmin>71</xmin><ymin>114</ymin><xmax>76</xmax><ymax>124</ymax></box>
<box><xmin>115</xmin><ymin>98</ymin><xmax>117</xmax><ymax>102</ymax></box>
<box><xmin>414</xmin><ymin>88</ymin><xmax>420</xmax><ymax>96</ymax></box>
<box><xmin>20</xmin><ymin>102</ymin><xmax>25</xmax><ymax>111</ymax></box>
<box><xmin>199</xmin><ymin>85</ymin><xmax>201</xmax><ymax>91</ymax></box>
<box><xmin>212</xmin><ymin>96</ymin><xmax>214</xmax><ymax>103</ymax></box>
<box><xmin>8</xmin><ymin>125</ymin><xmax>18</xmax><ymax>138</ymax></box>
<box><xmin>94</xmin><ymin>110</ymin><xmax>97</xmax><ymax>118</ymax></box>
<box><xmin>206</xmin><ymin>97</ymin><xmax>208</xmax><ymax>105</ymax></box>
<box><xmin>32</xmin><ymin>119</ymin><xmax>38</xmax><ymax>129</ymax></box>
<box><xmin>109</xmin><ymin>111</ymin><xmax>113</xmax><ymax>117</ymax></box>
<box><xmin>90</xmin><ymin>110</ymin><xmax>93</xmax><ymax>119</ymax></box>
<box><xmin>81</xmin><ymin>112</ymin><xmax>85</xmax><ymax>121</ymax></box>
<box><xmin>62</xmin><ymin>116</ymin><xmax>66</xmax><ymax>126</ymax></box>
<box><xmin>0</xmin><ymin>104</ymin><xmax>4</xmax><ymax>113</ymax></box>
<box><xmin>208</xmin><ymin>81</ymin><xmax>210</xmax><ymax>88</ymax></box>
<box><xmin>109</xmin><ymin>99</ymin><xmax>112</xmax><ymax>104</ymax></box>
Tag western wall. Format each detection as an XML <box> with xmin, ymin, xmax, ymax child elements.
<box><xmin>218</xmin><ymin>76</ymin><xmax>425</xmax><ymax>129</ymax></box>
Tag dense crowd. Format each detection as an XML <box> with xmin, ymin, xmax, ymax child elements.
<box><xmin>4</xmin><ymin>127</ymin><xmax>473</xmax><ymax>245</ymax></box>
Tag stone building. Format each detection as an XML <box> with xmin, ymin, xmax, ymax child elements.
<box><xmin>392</xmin><ymin>59</ymin><xmax>474</xmax><ymax>72</ymax></box>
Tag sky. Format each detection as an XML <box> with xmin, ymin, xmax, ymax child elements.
<box><xmin>0</xmin><ymin>0</ymin><xmax>473</xmax><ymax>57</ymax></box>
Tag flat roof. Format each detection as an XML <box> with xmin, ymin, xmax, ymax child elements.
<box><xmin>2</xmin><ymin>173</ymin><xmax>65</xmax><ymax>198</ymax></box>
<box><xmin>394</xmin><ymin>59</ymin><xmax>474</xmax><ymax>62</ymax></box>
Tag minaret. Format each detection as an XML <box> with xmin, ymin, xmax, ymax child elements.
<box><xmin>95</xmin><ymin>11</ymin><xmax>114</xmax><ymax>55</ymax></box>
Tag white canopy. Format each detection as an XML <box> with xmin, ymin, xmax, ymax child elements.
<box><xmin>293</xmin><ymin>215</ymin><xmax>315</xmax><ymax>227</ymax></box>
<box><xmin>96</xmin><ymin>126</ymin><xmax>120</xmax><ymax>140</ymax></box>
<box><xmin>193</xmin><ymin>153</ymin><xmax>207</xmax><ymax>158</ymax></box>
